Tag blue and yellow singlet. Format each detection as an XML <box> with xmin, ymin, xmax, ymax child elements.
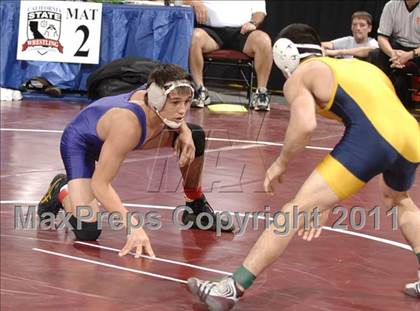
<box><xmin>308</xmin><ymin>57</ymin><xmax>420</xmax><ymax>199</ymax></box>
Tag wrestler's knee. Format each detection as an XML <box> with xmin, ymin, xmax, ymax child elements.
<box><xmin>69</xmin><ymin>215</ymin><xmax>102</xmax><ymax>241</ymax></box>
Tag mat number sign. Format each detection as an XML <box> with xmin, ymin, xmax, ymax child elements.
<box><xmin>17</xmin><ymin>1</ymin><xmax>102</xmax><ymax>64</ymax></box>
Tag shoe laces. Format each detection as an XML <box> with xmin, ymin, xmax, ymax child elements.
<box><xmin>256</xmin><ymin>90</ymin><xmax>268</xmax><ymax>104</ymax></box>
<box><xmin>197</xmin><ymin>86</ymin><xmax>209</xmax><ymax>99</ymax></box>
<box><xmin>40</xmin><ymin>177</ymin><xmax>64</xmax><ymax>204</ymax></box>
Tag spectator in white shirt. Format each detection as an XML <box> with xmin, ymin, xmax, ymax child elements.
<box><xmin>322</xmin><ymin>11</ymin><xmax>378</xmax><ymax>59</ymax></box>
<box><xmin>185</xmin><ymin>0</ymin><xmax>272</xmax><ymax>111</ymax></box>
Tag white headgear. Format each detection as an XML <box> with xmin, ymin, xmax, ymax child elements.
<box><xmin>272</xmin><ymin>38</ymin><xmax>323</xmax><ymax>77</ymax></box>
<box><xmin>147</xmin><ymin>79</ymin><xmax>194</xmax><ymax>112</ymax></box>
<box><xmin>146</xmin><ymin>79</ymin><xmax>194</xmax><ymax>129</ymax></box>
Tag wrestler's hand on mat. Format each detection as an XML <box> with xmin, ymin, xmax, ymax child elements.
<box><xmin>119</xmin><ymin>227</ymin><xmax>155</xmax><ymax>258</ymax></box>
<box><xmin>298</xmin><ymin>210</ymin><xmax>330</xmax><ymax>241</ymax></box>
<box><xmin>192</xmin><ymin>2</ymin><xmax>208</xmax><ymax>24</ymax></box>
<box><xmin>263</xmin><ymin>161</ymin><xmax>286</xmax><ymax>193</ymax></box>
<box><xmin>174</xmin><ymin>131</ymin><xmax>195</xmax><ymax>168</ymax></box>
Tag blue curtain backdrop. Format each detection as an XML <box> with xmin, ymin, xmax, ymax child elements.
<box><xmin>0</xmin><ymin>0</ymin><xmax>194</xmax><ymax>90</ymax></box>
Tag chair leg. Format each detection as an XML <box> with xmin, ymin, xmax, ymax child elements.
<box><xmin>201</xmin><ymin>56</ymin><xmax>256</xmax><ymax>108</ymax></box>
<box><xmin>248</xmin><ymin>62</ymin><xmax>254</xmax><ymax>107</ymax></box>
<box><xmin>203</xmin><ymin>61</ymin><xmax>209</xmax><ymax>75</ymax></box>
<box><xmin>239</xmin><ymin>65</ymin><xmax>252</xmax><ymax>107</ymax></box>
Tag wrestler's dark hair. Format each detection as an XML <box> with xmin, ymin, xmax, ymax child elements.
<box><xmin>275</xmin><ymin>23</ymin><xmax>321</xmax><ymax>46</ymax></box>
<box><xmin>147</xmin><ymin>64</ymin><xmax>193</xmax><ymax>88</ymax></box>
<box><xmin>274</xmin><ymin>23</ymin><xmax>322</xmax><ymax>58</ymax></box>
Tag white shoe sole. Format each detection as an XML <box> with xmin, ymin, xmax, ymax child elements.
<box><xmin>191</xmin><ymin>102</ymin><xmax>205</xmax><ymax>108</ymax></box>
<box><xmin>192</xmin><ymin>96</ymin><xmax>211</xmax><ymax>108</ymax></box>
<box><xmin>254</xmin><ymin>105</ymin><xmax>270</xmax><ymax>111</ymax></box>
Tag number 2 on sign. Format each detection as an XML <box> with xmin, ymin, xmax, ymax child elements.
<box><xmin>74</xmin><ymin>25</ymin><xmax>89</xmax><ymax>57</ymax></box>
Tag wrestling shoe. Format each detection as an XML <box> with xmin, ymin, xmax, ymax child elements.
<box><xmin>191</xmin><ymin>85</ymin><xmax>211</xmax><ymax>108</ymax></box>
<box><xmin>182</xmin><ymin>195</ymin><xmax>235</xmax><ymax>232</ymax></box>
<box><xmin>187</xmin><ymin>276</ymin><xmax>241</xmax><ymax>311</ymax></box>
<box><xmin>252</xmin><ymin>87</ymin><xmax>270</xmax><ymax>111</ymax></box>
<box><xmin>404</xmin><ymin>270</ymin><xmax>420</xmax><ymax>298</ymax></box>
<box><xmin>37</xmin><ymin>174</ymin><xmax>67</xmax><ymax>222</ymax></box>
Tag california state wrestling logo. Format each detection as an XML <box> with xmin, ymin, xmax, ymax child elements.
<box><xmin>22</xmin><ymin>9</ymin><xmax>64</xmax><ymax>54</ymax></box>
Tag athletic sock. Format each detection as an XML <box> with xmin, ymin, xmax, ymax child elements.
<box><xmin>232</xmin><ymin>265</ymin><xmax>256</xmax><ymax>293</ymax></box>
<box><xmin>58</xmin><ymin>184</ymin><xmax>69</xmax><ymax>203</ymax></box>
<box><xmin>184</xmin><ymin>186</ymin><xmax>202</xmax><ymax>202</ymax></box>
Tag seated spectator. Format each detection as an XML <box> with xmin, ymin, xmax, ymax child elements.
<box><xmin>185</xmin><ymin>0</ymin><xmax>272</xmax><ymax>111</ymax></box>
<box><xmin>372</xmin><ymin>0</ymin><xmax>419</xmax><ymax>109</ymax></box>
<box><xmin>322</xmin><ymin>11</ymin><xmax>378</xmax><ymax>59</ymax></box>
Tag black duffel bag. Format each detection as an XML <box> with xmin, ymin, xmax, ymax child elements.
<box><xmin>87</xmin><ymin>57</ymin><xmax>160</xmax><ymax>100</ymax></box>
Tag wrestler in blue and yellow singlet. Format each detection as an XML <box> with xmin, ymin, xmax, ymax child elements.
<box><xmin>309</xmin><ymin>57</ymin><xmax>420</xmax><ymax>199</ymax></box>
